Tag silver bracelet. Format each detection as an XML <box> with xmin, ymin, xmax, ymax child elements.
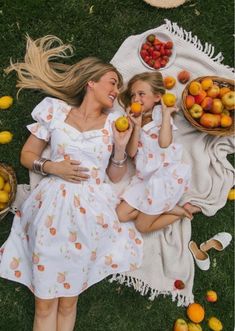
<box><xmin>111</xmin><ymin>152</ymin><xmax>127</xmax><ymax>167</ymax></box>
<box><xmin>33</xmin><ymin>158</ymin><xmax>50</xmax><ymax>176</ymax></box>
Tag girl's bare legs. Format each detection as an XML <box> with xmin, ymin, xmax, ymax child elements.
<box><xmin>183</xmin><ymin>202</ymin><xmax>201</xmax><ymax>215</ymax></box>
<box><xmin>167</xmin><ymin>204</ymin><xmax>193</xmax><ymax>219</ymax></box>
<box><xmin>57</xmin><ymin>296</ymin><xmax>79</xmax><ymax>331</ymax></box>
<box><xmin>33</xmin><ymin>297</ymin><xmax>58</xmax><ymax>331</ymax></box>
<box><xmin>135</xmin><ymin>213</ymin><xmax>182</xmax><ymax>233</ymax></box>
<box><xmin>116</xmin><ymin>200</ymin><xmax>139</xmax><ymax>222</ymax></box>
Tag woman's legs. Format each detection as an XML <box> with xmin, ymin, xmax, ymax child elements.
<box><xmin>33</xmin><ymin>297</ymin><xmax>58</xmax><ymax>331</ymax></box>
<box><xmin>183</xmin><ymin>202</ymin><xmax>201</xmax><ymax>215</ymax></box>
<box><xmin>57</xmin><ymin>296</ymin><xmax>79</xmax><ymax>331</ymax></box>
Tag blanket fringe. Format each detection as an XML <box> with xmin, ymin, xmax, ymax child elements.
<box><xmin>164</xmin><ymin>19</ymin><xmax>234</xmax><ymax>73</ymax></box>
<box><xmin>109</xmin><ymin>274</ymin><xmax>194</xmax><ymax>307</ymax></box>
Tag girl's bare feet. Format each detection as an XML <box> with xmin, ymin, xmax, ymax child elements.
<box><xmin>183</xmin><ymin>203</ymin><xmax>201</xmax><ymax>215</ymax></box>
<box><xmin>168</xmin><ymin>205</ymin><xmax>193</xmax><ymax>219</ymax></box>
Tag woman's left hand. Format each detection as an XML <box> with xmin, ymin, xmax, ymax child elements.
<box><xmin>111</xmin><ymin>119</ymin><xmax>133</xmax><ymax>150</ymax></box>
<box><xmin>161</xmin><ymin>98</ymin><xmax>179</xmax><ymax>115</ymax></box>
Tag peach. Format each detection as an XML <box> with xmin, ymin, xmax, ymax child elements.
<box><xmin>164</xmin><ymin>76</ymin><xmax>176</xmax><ymax>89</ymax></box>
<box><xmin>173</xmin><ymin>319</ymin><xmax>188</xmax><ymax>331</ymax></box>
<box><xmin>219</xmin><ymin>86</ymin><xmax>231</xmax><ymax>98</ymax></box>
<box><xmin>201</xmin><ymin>78</ymin><xmax>213</xmax><ymax>91</ymax></box>
<box><xmin>207</xmin><ymin>84</ymin><xmax>220</xmax><ymax>98</ymax></box>
<box><xmin>200</xmin><ymin>113</ymin><xmax>220</xmax><ymax>128</ymax></box>
<box><xmin>221</xmin><ymin>114</ymin><xmax>232</xmax><ymax>127</ymax></box>
<box><xmin>210</xmin><ymin>98</ymin><xmax>223</xmax><ymax>114</ymax></box>
<box><xmin>186</xmin><ymin>95</ymin><xmax>195</xmax><ymax>109</ymax></box>
<box><xmin>162</xmin><ymin>93</ymin><xmax>176</xmax><ymax>106</ymax></box>
<box><xmin>177</xmin><ymin>70</ymin><xmax>191</xmax><ymax>84</ymax></box>
<box><xmin>189</xmin><ymin>81</ymin><xmax>202</xmax><ymax>96</ymax></box>
<box><xmin>194</xmin><ymin>90</ymin><xmax>207</xmax><ymax>104</ymax></box>
<box><xmin>189</xmin><ymin>104</ymin><xmax>203</xmax><ymax>119</ymax></box>
<box><xmin>206</xmin><ymin>290</ymin><xmax>218</xmax><ymax>303</ymax></box>
<box><xmin>201</xmin><ymin>96</ymin><xmax>213</xmax><ymax>111</ymax></box>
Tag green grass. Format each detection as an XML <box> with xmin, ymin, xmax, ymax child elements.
<box><xmin>0</xmin><ymin>0</ymin><xmax>234</xmax><ymax>330</ymax></box>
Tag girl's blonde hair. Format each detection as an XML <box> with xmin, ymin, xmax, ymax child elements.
<box><xmin>5</xmin><ymin>35</ymin><xmax>123</xmax><ymax>106</ymax></box>
<box><xmin>118</xmin><ymin>71</ymin><xmax>165</xmax><ymax>108</ymax></box>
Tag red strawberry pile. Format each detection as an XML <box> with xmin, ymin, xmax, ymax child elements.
<box><xmin>139</xmin><ymin>34</ymin><xmax>174</xmax><ymax>69</ymax></box>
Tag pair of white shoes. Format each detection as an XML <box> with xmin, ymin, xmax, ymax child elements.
<box><xmin>189</xmin><ymin>232</ymin><xmax>232</xmax><ymax>271</ymax></box>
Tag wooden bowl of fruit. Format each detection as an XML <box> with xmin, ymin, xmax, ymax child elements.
<box><xmin>182</xmin><ymin>76</ymin><xmax>235</xmax><ymax>136</ymax></box>
<box><xmin>0</xmin><ymin>163</ymin><xmax>17</xmax><ymax>220</ymax></box>
<box><xmin>138</xmin><ymin>32</ymin><xmax>176</xmax><ymax>70</ymax></box>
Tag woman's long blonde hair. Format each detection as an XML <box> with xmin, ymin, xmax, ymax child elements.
<box><xmin>118</xmin><ymin>72</ymin><xmax>165</xmax><ymax>108</ymax></box>
<box><xmin>5</xmin><ymin>35</ymin><xmax>123</xmax><ymax>106</ymax></box>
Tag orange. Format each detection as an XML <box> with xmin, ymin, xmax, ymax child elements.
<box><xmin>186</xmin><ymin>303</ymin><xmax>205</xmax><ymax>323</ymax></box>
<box><xmin>130</xmin><ymin>102</ymin><xmax>142</xmax><ymax>116</ymax></box>
<box><xmin>115</xmin><ymin>116</ymin><xmax>129</xmax><ymax>132</ymax></box>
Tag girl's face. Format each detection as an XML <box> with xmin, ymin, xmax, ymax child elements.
<box><xmin>90</xmin><ymin>71</ymin><xmax>120</xmax><ymax>109</ymax></box>
<box><xmin>130</xmin><ymin>80</ymin><xmax>160</xmax><ymax>113</ymax></box>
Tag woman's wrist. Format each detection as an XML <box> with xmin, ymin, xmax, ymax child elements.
<box><xmin>43</xmin><ymin>160</ymin><xmax>56</xmax><ymax>175</ymax></box>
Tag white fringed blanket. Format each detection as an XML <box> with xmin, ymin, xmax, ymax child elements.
<box><xmin>108</xmin><ymin>19</ymin><xmax>234</xmax><ymax>306</ymax></box>
<box><xmin>12</xmin><ymin>20</ymin><xmax>234</xmax><ymax>307</ymax></box>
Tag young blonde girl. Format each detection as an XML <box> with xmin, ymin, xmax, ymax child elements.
<box><xmin>116</xmin><ymin>72</ymin><xmax>200</xmax><ymax>233</ymax></box>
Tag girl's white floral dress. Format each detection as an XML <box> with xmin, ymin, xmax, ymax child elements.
<box><xmin>121</xmin><ymin>105</ymin><xmax>191</xmax><ymax>215</ymax></box>
<box><xmin>0</xmin><ymin>97</ymin><xmax>143</xmax><ymax>299</ymax></box>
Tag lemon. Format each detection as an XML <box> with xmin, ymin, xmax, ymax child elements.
<box><xmin>0</xmin><ymin>202</ymin><xmax>7</xmax><ymax>210</ymax></box>
<box><xmin>0</xmin><ymin>176</ymin><xmax>5</xmax><ymax>190</ymax></box>
<box><xmin>0</xmin><ymin>190</ymin><xmax>9</xmax><ymax>203</ymax></box>
<box><xmin>3</xmin><ymin>182</ymin><xmax>11</xmax><ymax>193</ymax></box>
<box><xmin>0</xmin><ymin>131</ymin><xmax>13</xmax><ymax>144</ymax></box>
<box><xmin>0</xmin><ymin>96</ymin><xmax>13</xmax><ymax>110</ymax></box>
<box><xmin>227</xmin><ymin>188</ymin><xmax>235</xmax><ymax>200</ymax></box>
<box><xmin>208</xmin><ymin>317</ymin><xmax>223</xmax><ymax>331</ymax></box>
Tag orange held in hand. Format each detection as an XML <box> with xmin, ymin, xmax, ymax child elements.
<box><xmin>130</xmin><ymin>102</ymin><xmax>142</xmax><ymax>116</ymax></box>
<box><xmin>115</xmin><ymin>116</ymin><xmax>129</xmax><ymax>132</ymax></box>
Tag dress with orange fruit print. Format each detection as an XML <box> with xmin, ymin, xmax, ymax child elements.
<box><xmin>121</xmin><ymin>105</ymin><xmax>191</xmax><ymax>215</ymax></box>
<box><xmin>0</xmin><ymin>97</ymin><xmax>143</xmax><ymax>299</ymax></box>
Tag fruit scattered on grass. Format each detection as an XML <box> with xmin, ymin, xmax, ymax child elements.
<box><xmin>174</xmin><ymin>279</ymin><xmax>185</xmax><ymax>289</ymax></box>
<box><xmin>0</xmin><ymin>96</ymin><xmax>13</xmax><ymax>110</ymax></box>
<box><xmin>0</xmin><ymin>131</ymin><xmax>13</xmax><ymax>144</ymax></box>
<box><xmin>187</xmin><ymin>323</ymin><xmax>202</xmax><ymax>331</ymax></box>
<box><xmin>227</xmin><ymin>188</ymin><xmax>235</xmax><ymax>200</ymax></box>
<box><xmin>206</xmin><ymin>290</ymin><xmax>218</xmax><ymax>302</ymax></box>
<box><xmin>186</xmin><ymin>303</ymin><xmax>205</xmax><ymax>323</ymax></box>
<box><xmin>173</xmin><ymin>318</ymin><xmax>188</xmax><ymax>331</ymax></box>
<box><xmin>208</xmin><ymin>317</ymin><xmax>223</xmax><ymax>331</ymax></box>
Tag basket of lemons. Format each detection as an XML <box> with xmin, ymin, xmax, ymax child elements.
<box><xmin>0</xmin><ymin>163</ymin><xmax>17</xmax><ymax>220</ymax></box>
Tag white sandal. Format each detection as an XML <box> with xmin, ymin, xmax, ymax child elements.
<box><xmin>189</xmin><ymin>241</ymin><xmax>210</xmax><ymax>271</ymax></box>
<box><xmin>200</xmin><ymin>232</ymin><xmax>232</xmax><ymax>252</ymax></box>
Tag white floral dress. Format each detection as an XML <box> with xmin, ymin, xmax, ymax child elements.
<box><xmin>0</xmin><ymin>97</ymin><xmax>143</xmax><ymax>299</ymax></box>
<box><xmin>121</xmin><ymin>105</ymin><xmax>191</xmax><ymax>215</ymax></box>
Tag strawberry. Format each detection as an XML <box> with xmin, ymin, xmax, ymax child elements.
<box><xmin>174</xmin><ymin>280</ymin><xmax>185</xmax><ymax>289</ymax></box>
<box><xmin>142</xmin><ymin>43</ymin><xmax>150</xmax><ymax>50</ymax></box>
<box><xmin>165</xmin><ymin>49</ymin><xmax>172</xmax><ymax>56</ymax></box>
<box><xmin>160</xmin><ymin>46</ymin><xmax>165</xmax><ymax>56</ymax></box>
<box><xmin>140</xmin><ymin>50</ymin><xmax>148</xmax><ymax>59</ymax></box>
<box><xmin>146</xmin><ymin>34</ymin><xmax>155</xmax><ymax>43</ymax></box>
<box><xmin>165</xmin><ymin>41</ymin><xmax>173</xmax><ymax>49</ymax></box>
<box><xmin>160</xmin><ymin>59</ymin><xmax>167</xmax><ymax>67</ymax></box>
<box><xmin>154</xmin><ymin>60</ymin><xmax>161</xmax><ymax>69</ymax></box>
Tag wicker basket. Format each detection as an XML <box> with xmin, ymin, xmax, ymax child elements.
<box><xmin>182</xmin><ymin>76</ymin><xmax>234</xmax><ymax>136</ymax></box>
<box><xmin>0</xmin><ymin>163</ymin><xmax>17</xmax><ymax>220</ymax></box>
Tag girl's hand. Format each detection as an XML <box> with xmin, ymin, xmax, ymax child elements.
<box><xmin>112</xmin><ymin>119</ymin><xmax>133</xmax><ymax>150</ymax></box>
<box><xmin>126</xmin><ymin>107</ymin><xmax>142</xmax><ymax>129</ymax></box>
<box><xmin>161</xmin><ymin>98</ymin><xmax>179</xmax><ymax>115</ymax></box>
<box><xmin>46</xmin><ymin>159</ymin><xmax>90</xmax><ymax>183</ymax></box>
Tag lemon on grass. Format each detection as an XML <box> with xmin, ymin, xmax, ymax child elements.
<box><xmin>0</xmin><ymin>131</ymin><xmax>13</xmax><ymax>144</ymax></box>
<box><xmin>0</xmin><ymin>175</ymin><xmax>5</xmax><ymax>190</ymax></box>
<box><xmin>0</xmin><ymin>96</ymin><xmax>13</xmax><ymax>110</ymax></box>
<box><xmin>227</xmin><ymin>188</ymin><xmax>235</xmax><ymax>200</ymax></box>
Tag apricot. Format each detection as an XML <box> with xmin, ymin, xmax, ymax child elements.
<box><xmin>200</xmin><ymin>113</ymin><xmax>220</xmax><ymax>128</ymax></box>
<box><xmin>207</xmin><ymin>85</ymin><xmax>220</xmax><ymax>98</ymax></box>
<box><xmin>162</xmin><ymin>93</ymin><xmax>176</xmax><ymax>107</ymax></box>
<box><xmin>201</xmin><ymin>96</ymin><xmax>213</xmax><ymax>111</ymax></box>
<box><xmin>189</xmin><ymin>81</ymin><xmax>202</xmax><ymax>96</ymax></box>
<box><xmin>194</xmin><ymin>90</ymin><xmax>207</xmax><ymax>105</ymax></box>
<box><xmin>206</xmin><ymin>290</ymin><xmax>218</xmax><ymax>303</ymax></box>
<box><xmin>186</xmin><ymin>95</ymin><xmax>195</xmax><ymax>109</ymax></box>
<box><xmin>221</xmin><ymin>114</ymin><xmax>232</xmax><ymax>127</ymax></box>
<box><xmin>177</xmin><ymin>70</ymin><xmax>190</xmax><ymax>84</ymax></box>
<box><xmin>164</xmin><ymin>76</ymin><xmax>176</xmax><ymax>89</ymax></box>
<box><xmin>130</xmin><ymin>102</ymin><xmax>142</xmax><ymax>117</ymax></box>
<box><xmin>115</xmin><ymin>116</ymin><xmax>129</xmax><ymax>132</ymax></box>
<box><xmin>219</xmin><ymin>86</ymin><xmax>231</xmax><ymax>98</ymax></box>
<box><xmin>201</xmin><ymin>78</ymin><xmax>213</xmax><ymax>91</ymax></box>
<box><xmin>186</xmin><ymin>303</ymin><xmax>205</xmax><ymax>323</ymax></box>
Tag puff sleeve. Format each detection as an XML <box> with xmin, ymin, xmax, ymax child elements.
<box><xmin>27</xmin><ymin>97</ymin><xmax>71</xmax><ymax>141</ymax></box>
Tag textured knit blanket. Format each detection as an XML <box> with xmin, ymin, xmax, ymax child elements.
<box><xmin>108</xmin><ymin>19</ymin><xmax>234</xmax><ymax>306</ymax></box>
<box><xmin>12</xmin><ymin>20</ymin><xmax>234</xmax><ymax>307</ymax></box>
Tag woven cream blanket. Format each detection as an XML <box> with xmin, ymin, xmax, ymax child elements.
<box><xmin>12</xmin><ymin>20</ymin><xmax>234</xmax><ymax>307</ymax></box>
<box><xmin>108</xmin><ymin>19</ymin><xmax>234</xmax><ymax>306</ymax></box>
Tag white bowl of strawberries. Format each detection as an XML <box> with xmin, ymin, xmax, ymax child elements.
<box><xmin>138</xmin><ymin>32</ymin><xmax>176</xmax><ymax>70</ymax></box>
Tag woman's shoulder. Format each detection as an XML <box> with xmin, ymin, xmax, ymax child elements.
<box><xmin>31</xmin><ymin>97</ymin><xmax>71</xmax><ymax>123</ymax></box>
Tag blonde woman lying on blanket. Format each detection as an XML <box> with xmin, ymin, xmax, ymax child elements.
<box><xmin>0</xmin><ymin>35</ymin><xmax>143</xmax><ymax>331</ymax></box>
<box><xmin>116</xmin><ymin>72</ymin><xmax>201</xmax><ymax>233</ymax></box>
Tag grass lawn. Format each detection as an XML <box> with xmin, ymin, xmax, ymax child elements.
<box><xmin>0</xmin><ymin>0</ymin><xmax>234</xmax><ymax>330</ymax></box>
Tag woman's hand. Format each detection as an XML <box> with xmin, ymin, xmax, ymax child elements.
<box><xmin>45</xmin><ymin>159</ymin><xmax>90</xmax><ymax>183</ymax></box>
<box><xmin>111</xmin><ymin>119</ymin><xmax>133</xmax><ymax>151</ymax></box>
